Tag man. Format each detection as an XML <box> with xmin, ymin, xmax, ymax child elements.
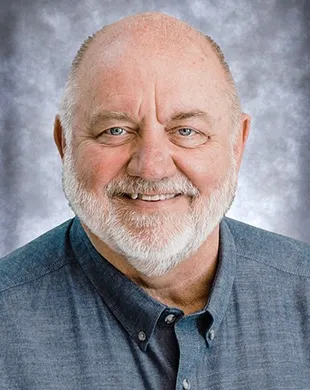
<box><xmin>1</xmin><ymin>11</ymin><xmax>309</xmax><ymax>390</ymax></box>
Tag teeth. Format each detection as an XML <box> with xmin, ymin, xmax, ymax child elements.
<box><xmin>129</xmin><ymin>193</ymin><xmax>177</xmax><ymax>201</ymax></box>
<box><xmin>140</xmin><ymin>194</ymin><xmax>160</xmax><ymax>201</ymax></box>
<box><xmin>158</xmin><ymin>194</ymin><xmax>176</xmax><ymax>200</ymax></box>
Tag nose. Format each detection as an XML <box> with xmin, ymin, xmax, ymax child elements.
<box><xmin>126</xmin><ymin>134</ymin><xmax>177</xmax><ymax>181</ymax></box>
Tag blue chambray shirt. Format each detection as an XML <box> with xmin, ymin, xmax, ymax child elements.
<box><xmin>1</xmin><ymin>216</ymin><xmax>310</xmax><ymax>389</ymax></box>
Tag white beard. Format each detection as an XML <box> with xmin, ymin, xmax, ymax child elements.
<box><xmin>62</xmin><ymin>146</ymin><xmax>238</xmax><ymax>277</ymax></box>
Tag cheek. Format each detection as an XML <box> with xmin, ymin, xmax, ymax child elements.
<box><xmin>176</xmin><ymin>146</ymin><xmax>232</xmax><ymax>194</ymax></box>
<box><xmin>74</xmin><ymin>144</ymin><xmax>129</xmax><ymax>192</ymax></box>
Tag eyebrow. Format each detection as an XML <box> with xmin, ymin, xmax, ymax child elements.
<box><xmin>87</xmin><ymin>109</ymin><xmax>213</xmax><ymax>130</ymax></box>
<box><xmin>170</xmin><ymin>110</ymin><xmax>213</xmax><ymax>123</ymax></box>
<box><xmin>87</xmin><ymin>111</ymin><xmax>134</xmax><ymax>130</ymax></box>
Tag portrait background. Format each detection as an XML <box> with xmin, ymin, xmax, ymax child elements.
<box><xmin>1</xmin><ymin>0</ymin><xmax>309</xmax><ymax>257</ymax></box>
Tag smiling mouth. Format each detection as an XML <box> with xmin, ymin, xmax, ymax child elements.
<box><xmin>122</xmin><ymin>193</ymin><xmax>182</xmax><ymax>202</ymax></box>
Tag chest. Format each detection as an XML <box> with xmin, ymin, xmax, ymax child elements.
<box><xmin>2</xmin><ymin>306</ymin><xmax>310</xmax><ymax>390</ymax></box>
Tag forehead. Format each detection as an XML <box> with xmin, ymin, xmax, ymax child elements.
<box><xmin>75</xmin><ymin>33</ymin><xmax>229</xmax><ymax>125</ymax></box>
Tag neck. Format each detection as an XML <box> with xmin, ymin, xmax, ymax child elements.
<box><xmin>83</xmin><ymin>223</ymin><xmax>220</xmax><ymax>315</ymax></box>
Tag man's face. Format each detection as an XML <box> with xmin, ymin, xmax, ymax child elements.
<box><xmin>61</xmin><ymin>32</ymin><xmax>242</xmax><ymax>276</ymax></box>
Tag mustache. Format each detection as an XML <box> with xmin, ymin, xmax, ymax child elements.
<box><xmin>105</xmin><ymin>176</ymin><xmax>200</xmax><ymax>197</ymax></box>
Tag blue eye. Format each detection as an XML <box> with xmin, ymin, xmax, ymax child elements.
<box><xmin>107</xmin><ymin>127</ymin><xmax>126</xmax><ymax>135</ymax></box>
<box><xmin>178</xmin><ymin>128</ymin><xmax>194</xmax><ymax>136</ymax></box>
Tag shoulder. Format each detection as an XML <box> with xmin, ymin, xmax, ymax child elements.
<box><xmin>0</xmin><ymin>219</ymin><xmax>76</xmax><ymax>293</ymax></box>
<box><xmin>223</xmin><ymin>217</ymin><xmax>310</xmax><ymax>276</ymax></box>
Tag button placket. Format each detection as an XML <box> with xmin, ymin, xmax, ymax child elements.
<box><xmin>175</xmin><ymin>316</ymin><xmax>200</xmax><ymax>390</ymax></box>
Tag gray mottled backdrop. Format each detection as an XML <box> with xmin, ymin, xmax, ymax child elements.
<box><xmin>1</xmin><ymin>0</ymin><xmax>309</xmax><ymax>257</ymax></box>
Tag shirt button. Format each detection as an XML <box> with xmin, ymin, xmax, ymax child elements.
<box><xmin>138</xmin><ymin>330</ymin><xmax>146</xmax><ymax>341</ymax></box>
<box><xmin>207</xmin><ymin>329</ymin><xmax>215</xmax><ymax>341</ymax></box>
<box><xmin>182</xmin><ymin>378</ymin><xmax>191</xmax><ymax>389</ymax></box>
<box><xmin>164</xmin><ymin>313</ymin><xmax>176</xmax><ymax>324</ymax></box>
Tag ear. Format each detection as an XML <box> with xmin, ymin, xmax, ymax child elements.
<box><xmin>53</xmin><ymin>115</ymin><xmax>66</xmax><ymax>160</ymax></box>
<box><xmin>233</xmin><ymin>113</ymin><xmax>251</xmax><ymax>173</ymax></box>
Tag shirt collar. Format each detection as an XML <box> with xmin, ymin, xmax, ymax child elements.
<box><xmin>70</xmin><ymin>217</ymin><xmax>166</xmax><ymax>352</ymax></box>
<box><xmin>204</xmin><ymin>216</ymin><xmax>237</xmax><ymax>346</ymax></box>
<box><xmin>69</xmin><ymin>216</ymin><xmax>236</xmax><ymax>350</ymax></box>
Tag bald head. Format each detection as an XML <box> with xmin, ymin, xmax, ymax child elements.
<box><xmin>59</xmin><ymin>12</ymin><xmax>241</xmax><ymax>144</ymax></box>
<box><xmin>72</xmin><ymin>13</ymin><xmax>204</xmax><ymax>74</ymax></box>
<box><xmin>72</xmin><ymin>13</ymin><xmax>235</xmax><ymax>89</ymax></box>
